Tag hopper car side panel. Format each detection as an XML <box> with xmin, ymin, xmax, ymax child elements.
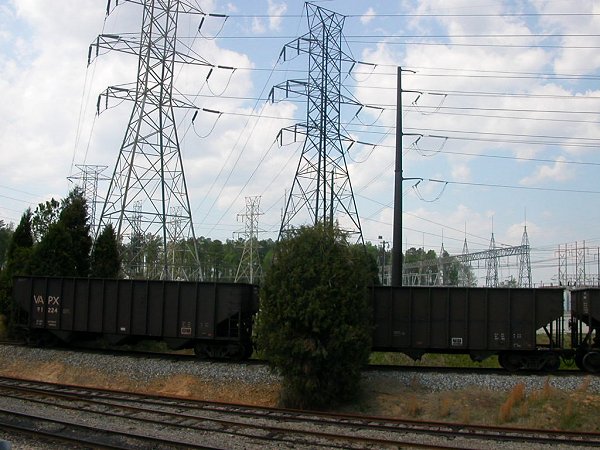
<box><xmin>570</xmin><ymin>288</ymin><xmax>600</xmax><ymax>372</ymax></box>
<box><xmin>371</xmin><ymin>286</ymin><xmax>565</xmax><ymax>357</ymax></box>
<box><xmin>571</xmin><ymin>288</ymin><xmax>600</xmax><ymax>327</ymax></box>
<box><xmin>13</xmin><ymin>276</ymin><xmax>258</xmax><ymax>357</ymax></box>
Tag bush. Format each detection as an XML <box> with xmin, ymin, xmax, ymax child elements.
<box><xmin>255</xmin><ymin>224</ymin><xmax>373</xmax><ymax>409</ymax></box>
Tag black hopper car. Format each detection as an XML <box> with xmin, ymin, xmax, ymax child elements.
<box><xmin>12</xmin><ymin>276</ymin><xmax>600</xmax><ymax>373</ymax></box>
<box><xmin>13</xmin><ymin>276</ymin><xmax>258</xmax><ymax>359</ymax></box>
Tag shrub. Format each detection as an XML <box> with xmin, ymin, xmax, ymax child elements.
<box><xmin>255</xmin><ymin>224</ymin><xmax>373</xmax><ymax>409</ymax></box>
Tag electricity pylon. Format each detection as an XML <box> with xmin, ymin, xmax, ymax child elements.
<box><xmin>91</xmin><ymin>0</ymin><xmax>210</xmax><ymax>280</ymax></box>
<box><xmin>235</xmin><ymin>196</ymin><xmax>263</xmax><ymax>284</ymax></box>
<box><xmin>67</xmin><ymin>164</ymin><xmax>109</xmax><ymax>233</ymax></box>
<box><xmin>518</xmin><ymin>226</ymin><xmax>532</xmax><ymax>287</ymax></box>
<box><xmin>485</xmin><ymin>232</ymin><xmax>499</xmax><ymax>287</ymax></box>
<box><xmin>270</xmin><ymin>3</ymin><xmax>363</xmax><ymax>243</ymax></box>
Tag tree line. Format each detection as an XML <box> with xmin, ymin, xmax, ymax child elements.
<box><xmin>0</xmin><ymin>189</ymin><xmax>117</xmax><ymax>317</ymax></box>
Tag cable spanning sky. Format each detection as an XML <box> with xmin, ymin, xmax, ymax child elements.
<box><xmin>1</xmin><ymin>0</ymin><xmax>600</xmax><ymax>285</ymax></box>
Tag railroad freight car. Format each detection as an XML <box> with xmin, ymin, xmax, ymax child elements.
<box><xmin>12</xmin><ymin>276</ymin><xmax>259</xmax><ymax>359</ymax></box>
<box><xmin>570</xmin><ymin>288</ymin><xmax>600</xmax><ymax>373</ymax></box>
<box><xmin>371</xmin><ymin>286</ymin><xmax>567</xmax><ymax>371</ymax></box>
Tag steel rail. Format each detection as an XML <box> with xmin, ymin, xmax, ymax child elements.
<box><xmin>1</xmin><ymin>376</ymin><xmax>598</xmax><ymax>448</ymax></box>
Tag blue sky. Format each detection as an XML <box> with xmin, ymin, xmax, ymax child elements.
<box><xmin>1</xmin><ymin>0</ymin><xmax>600</xmax><ymax>285</ymax></box>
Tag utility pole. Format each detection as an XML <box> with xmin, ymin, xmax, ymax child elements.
<box><xmin>391</xmin><ymin>67</ymin><xmax>419</xmax><ymax>286</ymax></box>
<box><xmin>391</xmin><ymin>67</ymin><xmax>403</xmax><ymax>286</ymax></box>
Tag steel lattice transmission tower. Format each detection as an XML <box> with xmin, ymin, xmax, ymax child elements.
<box><xmin>68</xmin><ymin>164</ymin><xmax>109</xmax><ymax>233</ymax></box>
<box><xmin>91</xmin><ymin>0</ymin><xmax>210</xmax><ymax>280</ymax></box>
<box><xmin>485</xmin><ymin>232</ymin><xmax>499</xmax><ymax>287</ymax></box>
<box><xmin>270</xmin><ymin>4</ymin><xmax>363</xmax><ymax>243</ymax></box>
<box><xmin>518</xmin><ymin>226</ymin><xmax>532</xmax><ymax>287</ymax></box>
<box><xmin>235</xmin><ymin>196</ymin><xmax>263</xmax><ymax>284</ymax></box>
<box><xmin>458</xmin><ymin>235</ymin><xmax>472</xmax><ymax>286</ymax></box>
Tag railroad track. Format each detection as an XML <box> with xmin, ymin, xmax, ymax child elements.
<box><xmin>0</xmin><ymin>342</ymin><xmax>589</xmax><ymax>377</ymax></box>
<box><xmin>0</xmin><ymin>339</ymin><xmax>25</xmax><ymax>346</ymax></box>
<box><xmin>0</xmin><ymin>376</ymin><xmax>597</xmax><ymax>449</ymax></box>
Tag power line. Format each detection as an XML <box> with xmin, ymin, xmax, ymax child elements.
<box><xmin>422</xmin><ymin>89</ymin><xmax>600</xmax><ymax>100</ymax></box>
<box><xmin>177</xmin><ymin>32</ymin><xmax>600</xmax><ymax>39</ymax></box>
<box><xmin>408</xmin><ymin>148</ymin><xmax>600</xmax><ymax>168</ymax></box>
<box><xmin>176</xmin><ymin>107</ymin><xmax>600</xmax><ymax>150</ymax></box>
<box><xmin>426</xmin><ymin>179</ymin><xmax>600</xmax><ymax>195</ymax></box>
<box><xmin>224</xmin><ymin>12</ymin><xmax>600</xmax><ymax>19</ymax></box>
<box><xmin>345</xmin><ymin>40</ymin><xmax>600</xmax><ymax>50</ymax></box>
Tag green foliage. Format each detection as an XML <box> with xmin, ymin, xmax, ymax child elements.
<box><xmin>90</xmin><ymin>224</ymin><xmax>121</xmax><ymax>278</ymax></box>
<box><xmin>30</xmin><ymin>222</ymin><xmax>77</xmax><ymax>276</ymax></box>
<box><xmin>1</xmin><ymin>211</ymin><xmax>34</xmax><ymax>319</ymax></box>
<box><xmin>359</xmin><ymin>243</ymin><xmax>381</xmax><ymax>285</ymax></box>
<box><xmin>28</xmin><ymin>188</ymin><xmax>92</xmax><ymax>277</ymax></box>
<box><xmin>255</xmin><ymin>224</ymin><xmax>373</xmax><ymax>409</ymax></box>
<box><xmin>0</xmin><ymin>220</ymin><xmax>13</xmax><ymax>271</ymax></box>
<box><xmin>5</xmin><ymin>210</ymin><xmax>34</xmax><ymax>278</ymax></box>
<box><xmin>192</xmin><ymin>237</ymin><xmax>276</xmax><ymax>282</ymax></box>
<box><xmin>403</xmin><ymin>246</ymin><xmax>476</xmax><ymax>286</ymax></box>
<box><xmin>59</xmin><ymin>188</ymin><xmax>92</xmax><ymax>277</ymax></box>
<box><xmin>369</xmin><ymin>352</ymin><xmax>501</xmax><ymax>368</ymax></box>
<box><xmin>32</xmin><ymin>198</ymin><xmax>60</xmax><ymax>242</ymax></box>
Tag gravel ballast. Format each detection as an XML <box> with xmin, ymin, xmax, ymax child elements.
<box><xmin>0</xmin><ymin>344</ymin><xmax>599</xmax><ymax>450</ymax></box>
<box><xmin>0</xmin><ymin>345</ymin><xmax>597</xmax><ymax>395</ymax></box>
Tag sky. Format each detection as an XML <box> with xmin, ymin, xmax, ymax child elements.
<box><xmin>2</xmin><ymin>0</ymin><xmax>600</xmax><ymax>286</ymax></box>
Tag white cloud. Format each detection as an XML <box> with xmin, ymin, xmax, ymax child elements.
<box><xmin>252</xmin><ymin>17</ymin><xmax>266</xmax><ymax>34</ymax></box>
<box><xmin>360</xmin><ymin>7</ymin><xmax>375</xmax><ymax>25</ymax></box>
<box><xmin>451</xmin><ymin>163</ymin><xmax>470</xmax><ymax>181</ymax></box>
<box><xmin>268</xmin><ymin>0</ymin><xmax>287</xmax><ymax>31</ymax></box>
<box><xmin>520</xmin><ymin>158</ymin><xmax>573</xmax><ymax>186</ymax></box>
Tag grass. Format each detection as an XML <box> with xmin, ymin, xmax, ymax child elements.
<box><xmin>369</xmin><ymin>350</ymin><xmax>580</xmax><ymax>371</ymax></box>
<box><xmin>438</xmin><ymin>394</ymin><xmax>453</xmax><ymax>418</ymax></box>
<box><xmin>494</xmin><ymin>377</ymin><xmax>596</xmax><ymax>429</ymax></box>
<box><xmin>369</xmin><ymin>351</ymin><xmax>501</xmax><ymax>368</ymax></box>
<box><xmin>353</xmin><ymin>375</ymin><xmax>600</xmax><ymax>432</ymax></box>
<box><xmin>498</xmin><ymin>382</ymin><xmax>526</xmax><ymax>423</ymax></box>
<box><xmin>406</xmin><ymin>395</ymin><xmax>423</xmax><ymax>417</ymax></box>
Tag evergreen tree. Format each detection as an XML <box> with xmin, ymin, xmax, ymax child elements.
<box><xmin>0</xmin><ymin>221</ymin><xmax>13</xmax><ymax>270</ymax></box>
<box><xmin>1</xmin><ymin>211</ymin><xmax>34</xmax><ymax>317</ymax></box>
<box><xmin>28</xmin><ymin>188</ymin><xmax>92</xmax><ymax>277</ymax></box>
<box><xmin>90</xmin><ymin>224</ymin><xmax>121</xmax><ymax>278</ymax></box>
<box><xmin>30</xmin><ymin>222</ymin><xmax>76</xmax><ymax>276</ymax></box>
<box><xmin>5</xmin><ymin>210</ymin><xmax>34</xmax><ymax>277</ymax></box>
<box><xmin>255</xmin><ymin>223</ymin><xmax>373</xmax><ymax>409</ymax></box>
<box><xmin>59</xmin><ymin>188</ymin><xmax>92</xmax><ymax>277</ymax></box>
<box><xmin>31</xmin><ymin>198</ymin><xmax>60</xmax><ymax>242</ymax></box>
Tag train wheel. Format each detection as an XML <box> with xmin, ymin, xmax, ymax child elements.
<box><xmin>498</xmin><ymin>353</ymin><xmax>521</xmax><ymax>372</ymax></box>
<box><xmin>193</xmin><ymin>342</ymin><xmax>210</xmax><ymax>359</ymax></box>
<box><xmin>542</xmin><ymin>353</ymin><xmax>561</xmax><ymax>372</ymax></box>
<box><xmin>582</xmin><ymin>351</ymin><xmax>600</xmax><ymax>373</ymax></box>
<box><xmin>231</xmin><ymin>343</ymin><xmax>253</xmax><ymax>360</ymax></box>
